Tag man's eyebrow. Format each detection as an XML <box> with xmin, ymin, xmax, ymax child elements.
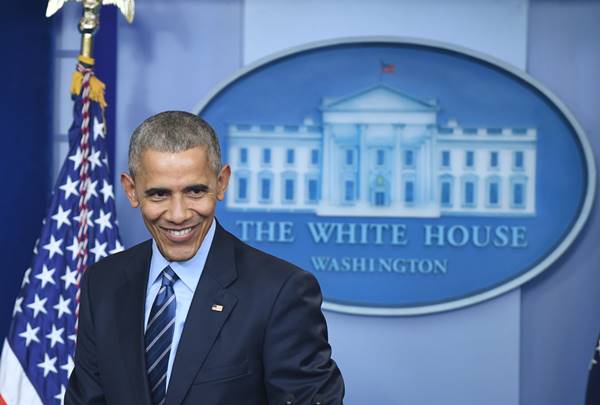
<box><xmin>144</xmin><ymin>187</ymin><xmax>170</xmax><ymax>196</ymax></box>
<box><xmin>184</xmin><ymin>184</ymin><xmax>210</xmax><ymax>193</ymax></box>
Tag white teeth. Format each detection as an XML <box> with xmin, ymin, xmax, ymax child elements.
<box><xmin>168</xmin><ymin>227</ymin><xmax>192</xmax><ymax>237</ymax></box>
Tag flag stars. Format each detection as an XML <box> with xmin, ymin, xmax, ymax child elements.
<box><xmin>51</xmin><ymin>205</ymin><xmax>72</xmax><ymax>230</ymax></box>
<box><xmin>61</xmin><ymin>356</ymin><xmax>74</xmax><ymax>376</ymax></box>
<box><xmin>93</xmin><ymin>117</ymin><xmax>106</xmax><ymax>140</ymax></box>
<box><xmin>68</xmin><ymin>147</ymin><xmax>84</xmax><ymax>170</ymax></box>
<box><xmin>13</xmin><ymin>296</ymin><xmax>23</xmax><ymax>316</ymax></box>
<box><xmin>27</xmin><ymin>294</ymin><xmax>48</xmax><ymax>318</ymax></box>
<box><xmin>37</xmin><ymin>353</ymin><xmax>58</xmax><ymax>377</ymax></box>
<box><xmin>21</xmin><ymin>267</ymin><xmax>31</xmax><ymax>288</ymax></box>
<box><xmin>95</xmin><ymin>209</ymin><xmax>113</xmax><ymax>233</ymax></box>
<box><xmin>35</xmin><ymin>265</ymin><xmax>56</xmax><ymax>288</ymax></box>
<box><xmin>90</xmin><ymin>239</ymin><xmax>108</xmax><ymax>261</ymax></box>
<box><xmin>43</xmin><ymin>235</ymin><xmax>63</xmax><ymax>259</ymax></box>
<box><xmin>59</xmin><ymin>176</ymin><xmax>79</xmax><ymax>199</ymax></box>
<box><xmin>74</xmin><ymin>209</ymin><xmax>94</xmax><ymax>227</ymax></box>
<box><xmin>66</xmin><ymin>237</ymin><xmax>81</xmax><ymax>261</ymax></box>
<box><xmin>18</xmin><ymin>323</ymin><xmax>40</xmax><ymax>346</ymax></box>
<box><xmin>55</xmin><ymin>385</ymin><xmax>66</xmax><ymax>403</ymax></box>
<box><xmin>46</xmin><ymin>325</ymin><xmax>65</xmax><ymax>348</ymax></box>
<box><xmin>54</xmin><ymin>295</ymin><xmax>72</xmax><ymax>318</ymax></box>
<box><xmin>61</xmin><ymin>266</ymin><xmax>79</xmax><ymax>290</ymax></box>
<box><xmin>83</xmin><ymin>179</ymin><xmax>99</xmax><ymax>203</ymax></box>
<box><xmin>88</xmin><ymin>149</ymin><xmax>102</xmax><ymax>171</ymax></box>
<box><xmin>100</xmin><ymin>180</ymin><xmax>115</xmax><ymax>203</ymax></box>
<box><xmin>110</xmin><ymin>240</ymin><xmax>125</xmax><ymax>255</ymax></box>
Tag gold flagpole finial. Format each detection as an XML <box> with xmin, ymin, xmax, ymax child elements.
<box><xmin>46</xmin><ymin>0</ymin><xmax>135</xmax><ymax>59</ymax></box>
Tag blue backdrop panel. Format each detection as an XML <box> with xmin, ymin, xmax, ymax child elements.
<box><xmin>0</xmin><ymin>2</ymin><xmax>52</xmax><ymax>341</ymax></box>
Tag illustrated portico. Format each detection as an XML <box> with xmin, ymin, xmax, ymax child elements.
<box><xmin>318</xmin><ymin>86</ymin><xmax>438</xmax><ymax>217</ymax></box>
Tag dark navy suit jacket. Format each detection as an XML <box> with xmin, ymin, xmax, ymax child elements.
<box><xmin>65</xmin><ymin>222</ymin><xmax>344</xmax><ymax>405</ymax></box>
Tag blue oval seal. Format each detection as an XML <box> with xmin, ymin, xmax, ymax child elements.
<box><xmin>196</xmin><ymin>38</ymin><xmax>596</xmax><ymax>315</ymax></box>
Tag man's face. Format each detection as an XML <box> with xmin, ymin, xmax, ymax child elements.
<box><xmin>121</xmin><ymin>146</ymin><xmax>230</xmax><ymax>262</ymax></box>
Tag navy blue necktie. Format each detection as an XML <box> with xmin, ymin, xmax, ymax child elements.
<box><xmin>145</xmin><ymin>265</ymin><xmax>179</xmax><ymax>405</ymax></box>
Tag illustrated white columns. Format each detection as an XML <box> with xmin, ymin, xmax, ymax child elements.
<box><xmin>359</xmin><ymin>124</ymin><xmax>368</xmax><ymax>206</ymax></box>
<box><xmin>395</xmin><ymin>125</ymin><xmax>403</xmax><ymax>206</ymax></box>
<box><xmin>322</xmin><ymin>124</ymin><xmax>332</xmax><ymax>206</ymax></box>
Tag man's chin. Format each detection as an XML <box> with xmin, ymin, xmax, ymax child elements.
<box><xmin>157</xmin><ymin>243</ymin><xmax>198</xmax><ymax>262</ymax></box>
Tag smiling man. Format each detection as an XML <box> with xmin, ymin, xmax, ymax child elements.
<box><xmin>65</xmin><ymin>111</ymin><xmax>344</xmax><ymax>405</ymax></box>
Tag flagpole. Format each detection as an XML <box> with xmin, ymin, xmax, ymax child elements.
<box><xmin>79</xmin><ymin>0</ymin><xmax>103</xmax><ymax>60</ymax></box>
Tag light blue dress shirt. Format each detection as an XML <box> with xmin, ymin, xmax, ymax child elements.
<box><xmin>144</xmin><ymin>219</ymin><xmax>216</xmax><ymax>389</ymax></box>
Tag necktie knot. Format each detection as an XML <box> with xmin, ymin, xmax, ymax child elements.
<box><xmin>161</xmin><ymin>265</ymin><xmax>179</xmax><ymax>288</ymax></box>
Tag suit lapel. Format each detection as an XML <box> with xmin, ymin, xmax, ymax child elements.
<box><xmin>114</xmin><ymin>240</ymin><xmax>153</xmax><ymax>405</ymax></box>
<box><xmin>166</xmin><ymin>223</ymin><xmax>238</xmax><ymax>405</ymax></box>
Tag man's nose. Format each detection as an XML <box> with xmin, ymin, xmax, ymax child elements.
<box><xmin>166</xmin><ymin>195</ymin><xmax>191</xmax><ymax>224</ymax></box>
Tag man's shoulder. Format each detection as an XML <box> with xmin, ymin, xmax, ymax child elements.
<box><xmin>94</xmin><ymin>239</ymin><xmax>151</xmax><ymax>266</ymax></box>
<box><xmin>223</xmin><ymin>227</ymin><xmax>312</xmax><ymax>284</ymax></box>
<box><xmin>86</xmin><ymin>239</ymin><xmax>152</xmax><ymax>282</ymax></box>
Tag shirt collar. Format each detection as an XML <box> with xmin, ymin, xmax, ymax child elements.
<box><xmin>149</xmin><ymin>219</ymin><xmax>216</xmax><ymax>292</ymax></box>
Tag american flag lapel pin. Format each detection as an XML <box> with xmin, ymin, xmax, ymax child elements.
<box><xmin>211</xmin><ymin>304</ymin><xmax>224</xmax><ymax>312</ymax></box>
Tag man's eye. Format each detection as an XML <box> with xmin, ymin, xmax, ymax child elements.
<box><xmin>149</xmin><ymin>191</ymin><xmax>168</xmax><ymax>200</ymax></box>
<box><xmin>189</xmin><ymin>189</ymin><xmax>207</xmax><ymax>198</ymax></box>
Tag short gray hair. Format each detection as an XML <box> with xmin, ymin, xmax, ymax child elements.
<box><xmin>128</xmin><ymin>111</ymin><xmax>222</xmax><ymax>177</ymax></box>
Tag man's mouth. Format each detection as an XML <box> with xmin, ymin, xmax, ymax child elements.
<box><xmin>168</xmin><ymin>227</ymin><xmax>193</xmax><ymax>237</ymax></box>
<box><xmin>160</xmin><ymin>225</ymin><xmax>197</xmax><ymax>241</ymax></box>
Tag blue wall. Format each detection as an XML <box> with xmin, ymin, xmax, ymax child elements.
<box><xmin>522</xmin><ymin>1</ymin><xmax>600</xmax><ymax>403</ymax></box>
<box><xmin>0</xmin><ymin>2</ymin><xmax>52</xmax><ymax>341</ymax></box>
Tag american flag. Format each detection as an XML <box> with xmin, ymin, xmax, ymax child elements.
<box><xmin>0</xmin><ymin>59</ymin><xmax>122</xmax><ymax>404</ymax></box>
<box><xmin>380</xmin><ymin>61</ymin><xmax>396</xmax><ymax>74</ymax></box>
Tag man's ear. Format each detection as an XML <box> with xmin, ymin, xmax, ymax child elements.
<box><xmin>216</xmin><ymin>164</ymin><xmax>231</xmax><ymax>201</ymax></box>
<box><xmin>120</xmin><ymin>172</ymin><xmax>140</xmax><ymax>208</ymax></box>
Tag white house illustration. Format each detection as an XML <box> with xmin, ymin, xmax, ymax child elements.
<box><xmin>226</xmin><ymin>85</ymin><xmax>536</xmax><ymax>217</ymax></box>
